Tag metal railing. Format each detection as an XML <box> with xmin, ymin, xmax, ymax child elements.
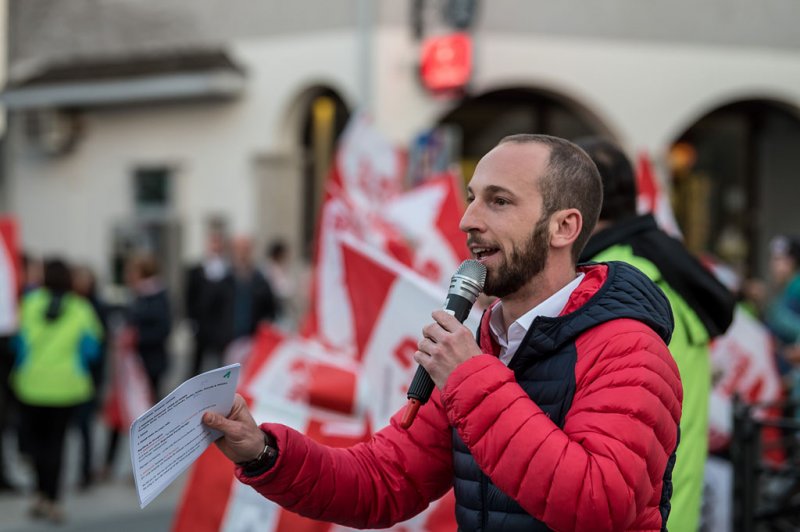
<box><xmin>732</xmin><ymin>395</ymin><xmax>800</xmax><ymax>532</ymax></box>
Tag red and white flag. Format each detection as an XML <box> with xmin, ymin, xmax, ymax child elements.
<box><xmin>175</xmin><ymin>115</ymin><xmax>472</xmax><ymax>532</ymax></box>
<box><xmin>0</xmin><ymin>216</ymin><xmax>20</xmax><ymax>335</ymax></box>
<box><xmin>174</xmin><ymin>235</ymin><xmax>472</xmax><ymax>531</ymax></box>
<box><xmin>304</xmin><ymin>117</ymin><xmax>467</xmax><ymax>354</ymax></box>
<box><xmin>708</xmin><ymin>306</ymin><xmax>782</xmax><ymax>451</ymax></box>
<box><xmin>338</xmin><ymin>235</ymin><xmax>480</xmax><ymax>427</ymax></box>
<box><xmin>383</xmin><ymin>173</ymin><xmax>470</xmax><ymax>287</ymax></box>
<box><xmin>636</xmin><ymin>152</ymin><xmax>682</xmax><ymax>238</ymax></box>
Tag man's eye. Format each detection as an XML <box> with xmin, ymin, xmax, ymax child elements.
<box><xmin>494</xmin><ymin>197</ymin><xmax>509</xmax><ymax>206</ymax></box>
<box><xmin>466</xmin><ymin>196</ymin><xmax>475</xmax><ymax>204</ymax></box>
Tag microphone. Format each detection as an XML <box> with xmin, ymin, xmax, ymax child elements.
<box><xmin>401</xmin><ymin>259</ymin><xmax>486</xmax><ymax>429</ymax></box>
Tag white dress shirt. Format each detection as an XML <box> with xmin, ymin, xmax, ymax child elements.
<box><xmin>489</xmin><ymin>273</ymin><xmax>585</xmax><ymax>366</ymax></box>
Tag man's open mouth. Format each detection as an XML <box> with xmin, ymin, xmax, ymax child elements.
<box><xmin>472</xmin><ymin>247</ymin><xmax>499</xmax><ymax>261</ymax></box>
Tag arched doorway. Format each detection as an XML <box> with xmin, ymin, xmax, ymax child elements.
<box><xmin>669</xmin><ymin>100</ymin><xmax>800</xmax><ymax>278</ymax></box>
<box><xmin>435</xmin><ymin>87</ymin><xmax>616</xmax><ymax>181</ymax></box>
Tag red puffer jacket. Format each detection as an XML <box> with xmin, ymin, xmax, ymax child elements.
<box><xmin>238</xmin><ymin>263</ymin><xmax>683</xmax><ymax>531</ymax></box>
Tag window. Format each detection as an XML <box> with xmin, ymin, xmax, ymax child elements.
<box><xmin>134</xmin><ymin>166</ymin><xmax>171</xmax><ymax>211</ymax></box>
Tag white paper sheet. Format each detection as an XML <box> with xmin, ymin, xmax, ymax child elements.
<box><xmin>131</xmin><ymin>363</ymin><xmax>240</xmax><ymax>508</ymax></box>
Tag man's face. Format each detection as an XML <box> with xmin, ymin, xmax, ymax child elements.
<box><xmin>771</xmin><ymin>253</ymin><xmax>796</xmax><ymax>285</ymax></box>
<box><xmin>460</xmin><ymin>142</ymin><xmax>552</xmax><ymax>298</ymax></box>
<box><xmin>208</xmin><ymin>232</ymin><xmax>226</xmax><ymax>256</ymax></box>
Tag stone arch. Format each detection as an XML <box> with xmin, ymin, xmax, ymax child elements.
<box><xmin>432</xmin><ymin>85</ymin><xmax>619</xmax><ymax>181</ymax></box>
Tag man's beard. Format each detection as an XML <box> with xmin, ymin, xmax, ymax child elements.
<box><xmin>483</xmin><ymin>214</ymin><xmax>551</xmax><ymax>298</ymax></box>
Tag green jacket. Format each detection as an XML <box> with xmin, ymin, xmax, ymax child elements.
<box><xmin>11</xmin><ymin>288</ymin><xmax>102</xmax><ymax>406</ymax></box>
<box><xmin>591</xmin><ymin>245</ymin><xmax>709</xmax><ymax>532</ymax></box>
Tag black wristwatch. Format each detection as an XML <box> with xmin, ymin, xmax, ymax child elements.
<box><xmin>237</xmin><ymin>432</ymin><xmax>278</xmax><ymax>475</ymax></box>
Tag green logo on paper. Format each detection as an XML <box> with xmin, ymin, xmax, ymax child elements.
<box><xmin>223</xmin><ymin>371</ymin><xmax>231</xmax><ymax>379</ymax></box>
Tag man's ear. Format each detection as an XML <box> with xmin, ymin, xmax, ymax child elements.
<box><xmin>550</xmin><ymin>209</ymin><xmax>582</xmax><ymax>251</ymax></box>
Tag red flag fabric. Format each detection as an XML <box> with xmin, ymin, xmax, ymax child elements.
<box><xmin>103</xmin><ymin>326</ymin><xmax>152</xmax><ymax>430</ymax></box>
<box><xmin>636</xmin><ymin>152</ymin><xmax>682</xmax><ymax>238</ymax></box>
<box><xmin>0</xmin><ymin>217</ymin><xmax>20</xmax><ymax>334</ymax></box>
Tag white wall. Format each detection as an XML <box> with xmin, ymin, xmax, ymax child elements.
<box><xmin>7</xmin><ymin>30</ymin><xmax>361</xmax><ymax>278</ymax></box>
<box><xmin>374</xmin><ymin>27</ymin><xmax>800</xmax><ymax>157</ymax></box>
<box><xmin>10</xmin><ymin>24</ymin><xmax>800</xmax><ymax>279</ymax></box>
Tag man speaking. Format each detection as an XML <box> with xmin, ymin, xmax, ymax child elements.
<box><xmin>203</xmin><ymin>135</ymin><xmax>683</xmax><ymax>531</ymax></box>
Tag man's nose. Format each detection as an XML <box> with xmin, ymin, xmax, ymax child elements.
<box><xmin>459</xmin><ymin>202</ymin><xmax>483</xmax><ymax>233</ymax></box>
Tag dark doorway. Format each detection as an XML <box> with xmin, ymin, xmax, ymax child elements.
<box><xmin>436</xmin><ymin>87</ymin><xmax>615</xmax><ymax>182</ymax></box>
<box><xmin>669</xmin><ymin>100</ymin><xmax>800</xmax><ymax>279</ymax></box>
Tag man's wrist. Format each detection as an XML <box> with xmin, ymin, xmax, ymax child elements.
<box><xmin>238</xmin><ymin>432</ymin><xmax>279</xmax><ymax>475</ymax></box>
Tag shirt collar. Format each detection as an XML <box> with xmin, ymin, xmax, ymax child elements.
<box><xmin>489</xmin><ymin>272</ymin><xmax>585</xmax><ymax>348</ymax></box>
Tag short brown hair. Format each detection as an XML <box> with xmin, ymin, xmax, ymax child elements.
<box><xmin>498</xmin><ymin>134</ymin><xmax>603</xmax><ymax>262</ymax></box>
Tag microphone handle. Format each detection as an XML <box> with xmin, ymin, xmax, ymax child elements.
<box><xmin>406</xmin><ymin>292</ymin><xmax>475</xmax><ymax>404</ymax></box>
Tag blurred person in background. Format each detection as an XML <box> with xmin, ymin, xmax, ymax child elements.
<box><xmin>0</xmin><ymin>337</ymin><xmax>14</xmax><ymax>493</ymax></box>
<box><xmin>185</xmin><ymin>228</ymin><xmax>231</xmax><ymax>377</ymax></box>
<box><xmin>100</xmin><ymin>254</ymin><xmax>172</xmax><ymax>481</ymax></box>
<box><xmin>71</xmin><ymin>264</ymin><xmax>110</xmax><ymax>490</ymax></box>
<box><xmin>222</xmin><ymin>236</ymin><xmax>278</xmax><ymax>364</ymax></box>
<box><xmin>231</xmin><ymin>236</ymin><xmax>278</xmax><ymax>337</ymax></box>
<box><xmin>262</xmin><ymin>239</ymin><xmax>294</xmax><ymax>330</ymax></box>
<box><xmin>12</xmin><ymin>252</ymin><xmax>43</xmax><ymax>466</ymax></box>
<box><xmin>577</xmin><ymin>137</ymin><xmax>735</xmax><ymax>532</ymax></box>
<box><xmin>0</xmin><ymin>263</ymin><xmax>19</xmax><ymax>492</ymax></box>
<box><xmin>0</xmin><ymin>251</ymin><xmax>27</xmax><ymax>493</ymax></box>
<box><xmin>763</xmin><ymin>235</ymin><xmax>800</xmax><ymax>384</ymax></box>
<box><xmin>127</xmin><ymin>254</ymin><xmax>172</xmax><ymax>401</ymax></box>
<box><xmin>10</xmin><ymin>258</ymin><xmax>102</xmax><ymax>523</ymax></box>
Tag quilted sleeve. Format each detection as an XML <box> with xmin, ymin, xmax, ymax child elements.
<box><xmin>236</xmin><ymin>391</ymin><xmax>454</xmax><ymax>528</ymax></box>
<box><xmin>440</xmin><ymin>319</ymin><xmax>682</xmax><ymax>531</ymax></box>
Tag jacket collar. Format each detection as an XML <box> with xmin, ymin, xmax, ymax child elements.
<box><xmin>478</xmin><ymin>261</ymin><xmax>674</xmax><ymax>368</ymax></box>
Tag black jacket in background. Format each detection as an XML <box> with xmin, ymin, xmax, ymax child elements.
<box><xmin>185</xmin><ymin>264</ymin><xmax>278</xmax><ymax>351</ymax></box>
<box><xmin>580</xmin><ymin>214</ymin><xmax>736</xmax><ymax>338</ymax></box>
<box><xmin>129</xmin><ymin>287</ymin><xmax>172</xmax><ymax>381</ymax></box>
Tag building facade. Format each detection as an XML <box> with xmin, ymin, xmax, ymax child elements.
<box><xmin>3</xmin><ymin>0</ymin><xmax>800</xmax><ymax>291</ymax></box>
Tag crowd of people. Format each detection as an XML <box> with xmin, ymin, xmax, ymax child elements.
<box><xmin>0</xmin><ymin>234</ymin><xmax>287</xmax><ymax>524</ymax></box>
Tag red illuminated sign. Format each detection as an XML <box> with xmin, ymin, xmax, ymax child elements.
<box><xmin>419</xmin><ymin>32</ymin><xmax>472</xmax><ymax>93</ymax></box>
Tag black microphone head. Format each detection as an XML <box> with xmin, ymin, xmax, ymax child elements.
<box><xmin>449</xmin><ymin>259</ymin><xmax>486</xmax><ymax>303</ymax></box>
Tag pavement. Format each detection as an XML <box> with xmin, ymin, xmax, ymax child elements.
<box><xmin>0</xmin><ymin>430</ymin><xmax>189</xmax><ymax>532</ymax></box>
